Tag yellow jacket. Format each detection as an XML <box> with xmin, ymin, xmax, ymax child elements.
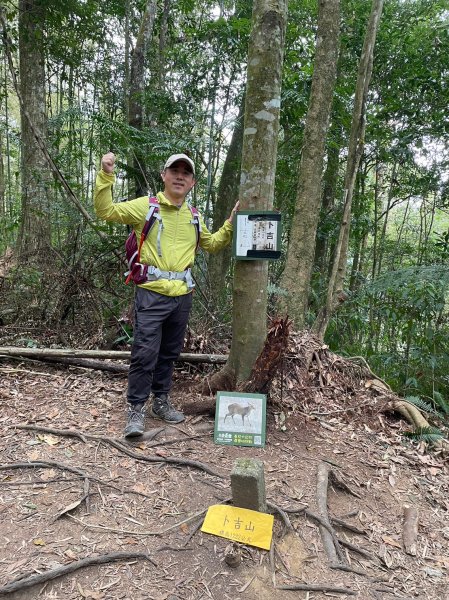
<box><xmin>94</xmin><ymin>170</ymin><xmax>233</xmax><ymax>296</ymax></box>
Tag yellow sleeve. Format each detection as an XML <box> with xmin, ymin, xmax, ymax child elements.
<box><xmin>93</xmin><ymin>170</ymin><xmax>149</xmax><ymax>225</ymax></box>
<box><xmin>199</xmin><ymin>214</ymin><xmax>233</xmax><ymax>254</ymax></box>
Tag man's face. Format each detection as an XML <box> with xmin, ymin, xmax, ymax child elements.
<box><xmin>161</xmin><ymin>161</ymin><xmax>195</xmax><ymax>202</ymax></box>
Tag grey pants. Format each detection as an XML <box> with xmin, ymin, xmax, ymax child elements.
<box><xmin>127</xmin><ymin>288</ymin><xmax>193</xmax><ymax>405</ymax></box>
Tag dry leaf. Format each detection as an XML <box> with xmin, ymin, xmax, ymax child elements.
<box><xmin>27</xmin><ymin>450</ymin><xmax>42</xmax><ymax>461</ymax></box>
<box><xmin>180</xmin><ymin>523</ymin><xmax>189</xmax><ymax>534</ymax></box>
<box><xmin>52</xmin><ymin>498</ymin><xmax>83</xmax><ymax>522</ymax></box>
<box><xmin>37</xmin><ymin>434</ymin><xmax>60</xmax><ymax>446</ymax></box>
<box><xmin>33</xmin><ymin>538</ymin><xmax>46</xmax><ymax>546</ymax></box>
<box><xmin>123</xmin><ymin>537</ymin><xmax>138</xmax><ymax>545</ymax></box>
<box><xmin>382</xmin><ymin>535</ymin><xmax>401</xmax><ymax>549</ymax></box>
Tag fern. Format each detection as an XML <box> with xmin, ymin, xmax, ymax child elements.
<box><xmin>433</xmin><ymin>391</ymin><xmax>449</xmax><ymax>416</ymax></box>
<box><xmin>403</xmin><ymin>426</ymin><xmax>443</xmax><ymax>443</ymax></box>
<box><xmin>404</xmin><ymin>395</ymin><xmax>437</xmax><ymax>415</ymax></box>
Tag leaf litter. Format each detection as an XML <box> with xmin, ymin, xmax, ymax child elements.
<box><xmin>0</xmin><ymin>333</ymin><xmax>448</xmax><ymax>599</ymax></box>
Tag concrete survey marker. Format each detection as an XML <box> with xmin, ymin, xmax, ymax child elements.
<box><xmin>214</xmin><ymin>391</ymin><xmax>266</xmax><ymax>447</ymax></box>
<box><xmin>231</xmin><ymin>457</ymin><xmax>267</xmax><ymax>513</ymax></box>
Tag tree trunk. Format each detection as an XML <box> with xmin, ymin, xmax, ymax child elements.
<box><xmin>212</xmin><ymin>0</ymin><xmax>288</xmax><ymax>387</ymax></box>
<box><xmin>128</xmin><ymin>0</ymin><xmax>157</xmax><ymax>198</ymax></box>
<box><xmin>313</xmin><ymin>0</ymin><xmax>384</xmax><ymax>339</ymax></box>
<box><xmin>376</xmin><ymin>161</ymin><xmax>398</xmax><ymax>276</ymax></box>
<box><xmin>18</xmin><ymin>0</ymin><xmax>52</xmax><ymax>264</ymax></box>
<box><xmin>279</xmin><ymin>0</ymin><xmax>340</xmax><ymax>329</ymax></box>
<box><xmin>208</xmin><ymin>94</ymin><xmax>245</xmax><ymax>302</ymax></box>
<box><xmin>314</xmin><ymin>135</ymin><xmax>341</xmax><ymax>273</ymax></box>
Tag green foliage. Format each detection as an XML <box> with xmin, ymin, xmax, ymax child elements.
<box><xmin>328</xmin><ymin>264</ymin><xmax>449</xmax><ymax>405</ymax></box>
<box><xmin>402</xmin><ymin>426</ymin><xmax>444</xmax><ymax>443</ymax></box>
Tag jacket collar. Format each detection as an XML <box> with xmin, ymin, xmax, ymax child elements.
<box><xmin>157</xmin><ymin>191</ymin><xmax>187</xmax><ymax>209</ymax></box>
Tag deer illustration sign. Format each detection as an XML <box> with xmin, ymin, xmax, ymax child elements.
<box><xmin>214</xmin><ymin>392</ymin><xmax>266</xmax><ymax>447</ymax></box>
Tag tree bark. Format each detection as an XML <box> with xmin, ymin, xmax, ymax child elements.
<box><xmin>220</xmin><ymin>0</ymin><xmax>288</xmax><ymax>385</ymax></box>
<box><xmin>314</xmin><ymin>135</ymin><xmax>341</xmax><ymax>273</ymax></box>
<box><xmin>279</xmin><ymin>0</ymin><xmax>340</xmax><ymax>328</ymax></box>
<box><xmin>17</xmin><ymin>0</ymin><xmax>52</xmax><ymax>264</ymax></box>
<box><xmin>313</xmin><ymin>0</ymin><xmax>384</xmax><ymax>339</ymax></box>
<box><xmin>208</xmin><ymin>94</ymin><xmax>245</xmax><ymax>302</ymax></box>
<box><xmin>128</xmin><ymin>0</ymin><xmax>157</xmax><ymax>197</ymax></box>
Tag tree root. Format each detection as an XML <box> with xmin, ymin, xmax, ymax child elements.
<box><xmin>16</xmin><ymin>424</ymin><xmax>225</xmax><ymax>479</ymax></box>
<box><xmin>316</xmin><ymin>462</ymin><xmax>346</xmax><ymax>564</ymax></box>
<box><xmin>0</xmin><ymin>552</ymin><xmax>157</xmax><ymax>595</ymax></box>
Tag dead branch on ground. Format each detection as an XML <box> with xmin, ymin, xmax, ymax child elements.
<box><xmin>0</xmin><ymin>552</ymin><xmax>157</xmax><ymax>595</ymax></box>
<box><xmin>402</xmin><ymin>505</ymin><xmax>419</xmax><ymax>556</ymax></box>
<box><xmin>276</xmin><ymin>583</ymin><xmax>356</xmax><ymax>595</ymax></box>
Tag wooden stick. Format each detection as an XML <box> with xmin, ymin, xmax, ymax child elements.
<box><xmin>402</xmin><ymin>505</ymin><xmax>418</xmax><ymax>556</ymax></box>
<box><xmin>276</xmin><ymin>584</ymin><xmax>356</xmax><ymax>595</ymax></box>
<box><xmin>331</xmin><ymin>516</ymin><xmax>366</xmax><ymax>535</ymax></box>
<box><xmin>0</xmin><ymin>346</ymin><xmax>227</xmax><ymax>363</ymax></box>
<box><xmin>0</xmin><ymin>552</ymin><xmax>156</xmax><ymax>595</ymax></box>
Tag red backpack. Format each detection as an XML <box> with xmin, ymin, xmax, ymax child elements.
<box><xmin>124</xmin><ymin>196</ymin><xmax>201</xmax><ymax>285</ymax></box>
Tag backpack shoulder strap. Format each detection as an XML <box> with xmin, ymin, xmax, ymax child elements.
<box><xmin>187</xmin><ymin>204</ymin><xmax>201</xmax><ymax>251</ymax></box>
<box><xmin>141</xmin><ymin>196</ymin><xmax>160</xmax><ymax>237</ymax></box>
<box><xmin>137</xmin><ymin>196</ymin><xmax>160</xmax><ymax>260</ymax></box>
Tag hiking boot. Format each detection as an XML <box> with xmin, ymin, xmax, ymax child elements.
<box><xmin>124</xmin><ymin>403</ymin><xmax>146</xmax><ymax>438</ymax></box>
<box><xmin>149</xmin><ymin>394</ymin><xmax>185</xmax><ymax>423</ymax></box>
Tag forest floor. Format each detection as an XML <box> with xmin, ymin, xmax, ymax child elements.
<box><xmin>0</xmin><ymin>333</ymin><xmax>448</xmax><ymax>600</ymax></box>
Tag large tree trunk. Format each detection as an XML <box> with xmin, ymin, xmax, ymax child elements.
<box><xmin>278</xmin><ymin>0</ymin><xmax>340</xmax><ymax>329</ymax></box>
<box><xmin>313</xmin><ymin>0</ymin><xmax>384</xmax><ymax>339</ymax></box>
<box><xmin>211</xmin><ymin>0</ymin><xmax>288</xmax><ymax>387</ymax></box>
<box><xmin>208</xmin><ymin>94</ymin><xmax>245</xmax><ymax>302</ymax></box>
<box><xmin>18</xmin><ymin>0</ymin><xmax>52</xmax><ymax>264</ymax></box>
<box><xmin>128</xmin><ymin>0</ymin><xmax>157</xmax><ymax>198</ymax></box>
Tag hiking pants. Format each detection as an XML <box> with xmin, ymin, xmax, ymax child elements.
<box><xmin>127</xmin><ymin>288</ymin><xmax>193</xmax><ymax>405</ymax></box>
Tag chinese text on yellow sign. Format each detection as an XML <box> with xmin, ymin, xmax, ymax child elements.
<box><xmin>201</xmin><ymin>505</ymin><xmax>274</xmax><ymax>550</ymax></box>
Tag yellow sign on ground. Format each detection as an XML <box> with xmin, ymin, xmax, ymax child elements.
<box><xmin>201</xmin><ymin>505</ymin><xmax>274</xmax><ymax>550</ymax></box>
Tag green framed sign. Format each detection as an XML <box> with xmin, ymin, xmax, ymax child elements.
<box><xmin>233</xmin><ymin>211</ymin><xmax>282</xmax><ymax>260</ymax></box>
<box><xmin>214</xmin><ymin>391</ymin><xmax>267</xmax><ymax>447</ymax></box>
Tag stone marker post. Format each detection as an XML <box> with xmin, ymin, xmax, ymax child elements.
<box><xmin>231</xmin><ymin>458</ymin><xmax>266</xmax><ymax>513</ymax></box>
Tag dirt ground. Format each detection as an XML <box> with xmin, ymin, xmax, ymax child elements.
<box><xmin>0</xmin><ymin>360</ymin><xmax>448</xmax><ymax>600</ymax></box>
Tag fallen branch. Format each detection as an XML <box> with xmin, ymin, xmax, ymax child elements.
<box><xmin>331</xmin><ymin>516</ymin><xmax>366</xmax><ymax>535</ymax></box>
<box><xmin>0</xmin><ymin>552</ymin><xmax>156</xmax><ymax>595</ymax></box>
<box><xmin>276</xmin><ymin>583</ymin><xmax>356</xmax><ymax>595</ymax></box>
<box><xmin>337</xmin><ymin>538</ymin><xmax>376</xmax><ymax>561</ymax></box>
<box><xmin>402</xmin><ymin>505</ymin><xmax>418</xmax><ymax>556</ymax></box>
<box><xmin>0</xmin><ymin>346</ymin><xmax>227</xmax><ymax>363</ymax></box>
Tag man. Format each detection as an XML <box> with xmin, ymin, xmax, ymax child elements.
<box><xmin>94</xmin><ymin>152</ymin><xmax>238</xmax><ymax>437</ymax></box>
